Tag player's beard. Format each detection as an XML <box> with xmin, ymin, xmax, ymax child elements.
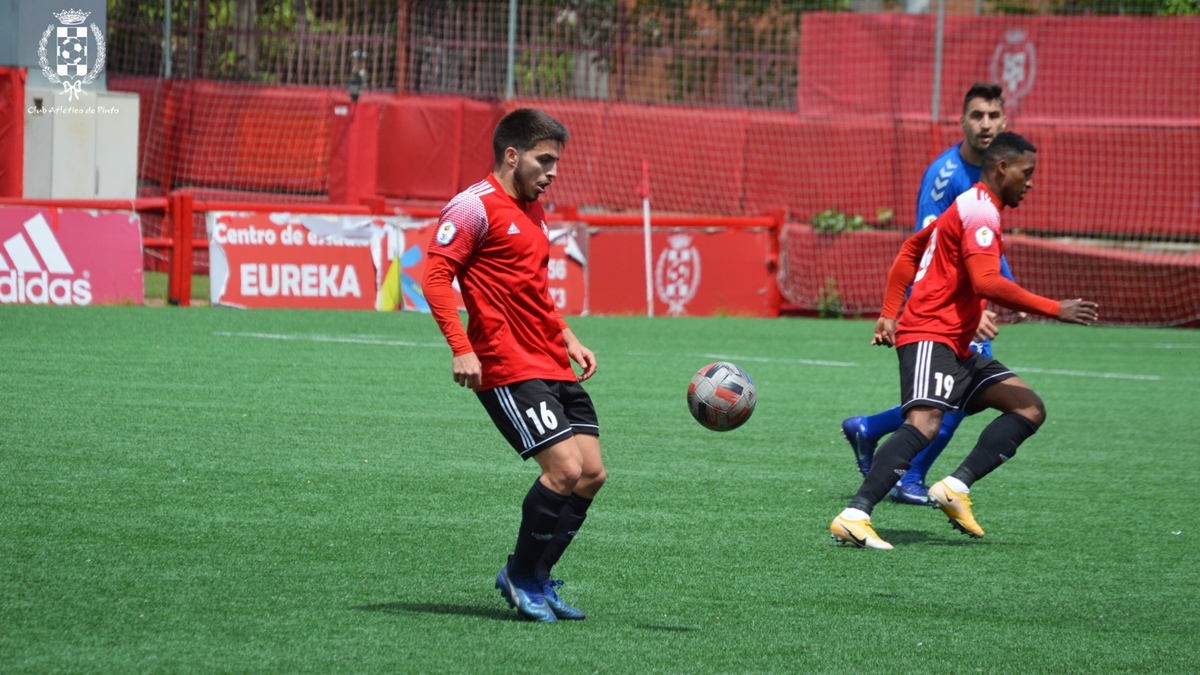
<box><xmin>514</xmin><ymin>161</ymin><xmax>541</xmax><ymax>202</ymax></box>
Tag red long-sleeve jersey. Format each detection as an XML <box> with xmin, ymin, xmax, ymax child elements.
<box><xmin>882</xmin><ymin>183</ymin><xmax>1059</xmax><ymax>359</ymax></box>
<box><xmin>423</xmin><ymin>174</ymin><xmax>573</xmax><ymax>390</ymax></box>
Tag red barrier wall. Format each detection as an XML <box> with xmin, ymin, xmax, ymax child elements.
<box><xmin>108</xmin><ymin>78</ymin><xmax>1198</xmax><ymax>238</ymax></box>
<box><xmin>588</xmin><ymin>227</ymin><xmax>777</xmax><ymax>317</ymax></box>
<box><xmin>778</xmin><ymin>226</ymin><xmax>907</xmax><ymax>315</ymax></box>
<box><xmin>0</xmin><ymin>68</ymin><xmax>25</xmax><ymax>198</ymax></box>
<box><xmin>779</xmin><ymin>225</ymin><xmax>1200</xmax><ymax>325</ymax></box>
<box><xmin>595</xmin><ymin>104</ymin><xmax>748</xmax><ymax>216</ymax></box>
<box><xmin>1006</xmin><ymin>235</ymin><xmax>1200</xmax><ymax>326</ymax></box>
<box><xmin>798</xmin><ymin>13</ymin><xmax>1200</xmax><ymax>126</ymax></box>
<box><xmin>375</xmin><ymin>96</ymin><xmax>502</xmax><ymax>201</ymax></box>
<box><xmin>328</xmin><ymin>102</ymin><xmax>380</xmax><ymax>205</ymax></box>
<box><xmin>109</xmin><ymin>78</ymin><xmax>346</xmax><ymax>194</ymax></box>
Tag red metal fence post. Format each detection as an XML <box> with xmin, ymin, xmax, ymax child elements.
<box><xmin>167</xmin><ymin>193</ymin><xmax>182</xmax><ymax>305</ymax></box>
<box><xmin>178</xmin><ymin>194</ymin><xmax>194</xmax><ymax>307</ymax></box>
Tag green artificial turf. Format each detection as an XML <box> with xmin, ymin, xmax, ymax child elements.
<box><xmin>1</xmin><ymin>306</ymin><xmax>1197</xmax><ymax>673</ymax></box>
<box><xmin>144</xmin><ymin>271</ymin><xmax>210</xmax><ymax>302</ymax></box>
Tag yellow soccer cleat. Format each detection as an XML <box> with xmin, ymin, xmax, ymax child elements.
<box><xmin>830</xmin><ymin>514</ymin><xmax>893</xmax><ymax>550</ymax></box>
<box><xmin>928</xmin><ymin>480</ymin><xmax>984</xmax><ymax>538</ymax></box>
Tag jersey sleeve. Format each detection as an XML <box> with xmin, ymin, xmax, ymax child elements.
<box><xmin>429</xmin><ymin>192</ymin><xmax>489</xmax><ymax>265</ymax></box>
<box><xmin>423</xmin><ymin>254</ymin><xmax>473</xmax><ymax>356</ymax></box>
<box><xmin>960</xmin><ymin>192</ymin><xmax>1003</xmax><ymax>260</ymax></box>
<box><xmin>882</xmin><ymin>225</ymin><xmax>936</xmax><ymax>319</ymax></box>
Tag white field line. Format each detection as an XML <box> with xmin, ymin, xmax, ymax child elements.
<box><xmin>699</xmin><ymin>353</ymin><xmax>859</xmax><ymax>368</ymax></box>
<box><xmin>212</xmin><ymin>336</ymin><xmax>1174</xmax><ymax>380</ymax></box>
<box><xmin>1008</xmin><ymin>366</ymin><xmax>1161</xmax><ymax>381</ymax></box>
<box><xmin>213</xmin><ymin>331</ymin><xmax>446</xmax><ymax>348</ymax></box>
<box><xmin>1005</xmin><ymin>342</ymin><xmax>1200</xmax><ymax>350</ymax></box>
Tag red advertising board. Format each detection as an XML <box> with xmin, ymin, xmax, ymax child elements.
<box><xmin>0</xmin><ymin>206</ymin><xmax>143</xmax><ymax>306</ymax></box>
<box><xmin>587</xmin><ymin>227</ymin><xmax>775</xmax><ymax>317</ymax></box>
<box><xmin>208</xmin><ymin>211</ymin><xmax>385</xmax><ymax>310</ymax></box>
<box><xmin>798</xmin><ymin>13</ymin><xmax>1200</xmax><ymax>126</ymax></box>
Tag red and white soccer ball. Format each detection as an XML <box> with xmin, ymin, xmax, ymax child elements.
<box><xmin>687</xmin><ymin>362</ymin><xmax>756</xmax><ymax>431</ymax></box>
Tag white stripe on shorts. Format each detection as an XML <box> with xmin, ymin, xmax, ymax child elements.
<box><xmin>495</xmin><ymin>386</ymin><xmax>534</xmax><ymax>449</ymax></box>
<box><xmin>913</xmin><ymin>341</ymin><xmax>932</xmax><ymax>401</ymax></box>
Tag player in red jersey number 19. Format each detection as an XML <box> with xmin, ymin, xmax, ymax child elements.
<box><xmin>830</xmin><ymin>131</ymin><xmax>1099</xmax><ymax>550</ymax></box>
<box><xmin>423</xmin><ymin>110</ymin><xmax>604</xmax><ymax>622</ymax></box>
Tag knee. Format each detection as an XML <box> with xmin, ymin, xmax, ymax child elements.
<box><xmin>1022</xmin><ymin>401</ymin><xmax>1047</xmax><ymax>428</ymax></box>
<box><xmin>578</xmin><ymin>467</ymin><xmax>607</xmax><ymax>495</ymax></box>
<box><xmin>546</xmin><ymin>461</ymin><xmax>583</xmax><ymax>493</ymax></box>
<box><xmin>911</xmin><ymin>416</ymin><xmax>942</xmax><ymax>441</ymax></box>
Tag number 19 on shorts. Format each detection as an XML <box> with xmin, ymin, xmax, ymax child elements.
<box><xmin>934</xmin><ymin>372</ymin><xmax>955</xmax><ymax>399</ymax></box>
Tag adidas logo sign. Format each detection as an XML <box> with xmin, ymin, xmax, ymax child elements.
<box><xmin>507</xmin><ymin>223</ymin><xmax>520</xmax><ymax>235</ymax></box>
<box><xmin>0</xmin><ymin>214</ymin><xmax>92</xmax><ymax>305</ymax></box>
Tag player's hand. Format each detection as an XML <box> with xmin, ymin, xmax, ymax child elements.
<box><xmin>562</xmin><ymin>328</ymin><xmax>596</xmax><ymax>382</ymax></box>
<box><xmin>1011</xmin><ymin>311</ymin><xmax>1029</xmax><ymax>324</ymax></box>
<box><xmin>1057</xmin><ymin>299</ymin><xmax>1099</xmax><ymax>326</ymax></box>
<box><xmin>452</xmin><ymin>352</ymin><xmax>483</xmax><ymax>391</ymax></box>
<box><xmin>872</xmin><ymin>316</ymin><xmax>897</xmax><ymax>347</ymax></box>
<box><xmin>567</xmin><ymin>342</ymin><xmax>596</xmax><ymax>382</ymax></box>
<box><xmin>974</xmin><ymin>310</ymin><xmax>999</xmax><ymax>342</ymax></box>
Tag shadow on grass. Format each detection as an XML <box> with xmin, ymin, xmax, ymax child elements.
<box><xmin>352</xmin><ymin>602</ymin><xmax>521</xmax><ymax>622</ymax></box>
<box><xmin>636</xmin><ymin>624</ymin><xmax>700</xmax><ymax>633</ymax></box>
<box><xmin>880</xmin><ymin>529</ymin><xmax>1032</xmax><ymax>546</ymax></box>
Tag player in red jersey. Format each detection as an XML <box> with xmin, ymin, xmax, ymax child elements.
<box><xmin>830</xmin><ymin>131</ymin><xmax>1099</xmax><ymax>549</ymax></box>
<box><xmin>423</xmin><ymin>109</ymin><xmax>604</xmax><ymax>621</ymax></box>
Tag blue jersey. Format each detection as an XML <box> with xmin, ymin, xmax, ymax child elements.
<box><xmin>915</xmin><ymin>143</ymin><xmax>1012</xmax><ymax>358</ymax></box>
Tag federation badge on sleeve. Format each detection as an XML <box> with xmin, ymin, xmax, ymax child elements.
<box><xmin>436</xmin><ymin>221</ymin><xmax>456</xmax><ymax>245</ymax></box>
<box><xmin>975</xmin><ymin>225</ymin><xmax>995</xmax><ymax>247</ymax></box>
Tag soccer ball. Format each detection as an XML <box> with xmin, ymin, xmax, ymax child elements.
<box><xmin>687</xmin><ymin>361</ymin><xmax>756</xmax><ymax>431</ymax></box>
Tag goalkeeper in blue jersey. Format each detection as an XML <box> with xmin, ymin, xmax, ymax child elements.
<box><xmin>841</xmin><ymin>83</ymin><xmax>1023</xmax><ymax>506</ymax></box>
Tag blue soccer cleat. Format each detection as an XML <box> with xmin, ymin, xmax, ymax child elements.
<box><xmin>889</xmin><ymin>480</ymin><xmax>931</xmax><ymax>506</ymax></box>
<box><xmin>496</xmin><ymin>564</ymin><xmax>557</xmax><ymax>622</ymax></box>
<box><xmin>841</xmin><ymin>416</ymin><xmax>877</xmax><ymax>476</ymax></box>
<box><xmin>540</xmin><ymin>577</ymin><xmax>585</xmax><ymax>620</ymax></box>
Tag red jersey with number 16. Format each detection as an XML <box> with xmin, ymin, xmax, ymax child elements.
<box><xmin>427</xmin><ymin>173</ymin><xmax>574</xmax><ymax>390</ymax></box>
<box><xmin>896</xmin><ymin>183</ymin><xmax>1005</xmax><ymax>358</ymax></box>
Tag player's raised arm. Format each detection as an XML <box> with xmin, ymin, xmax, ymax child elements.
<box><xmin>873</xmin><ymin>225</ymin><xmax>936</xmax><ymax>346</ymax></box>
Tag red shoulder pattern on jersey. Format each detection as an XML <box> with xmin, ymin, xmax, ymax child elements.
<box><xmin>429</xmin><ymin>180</ymin><xmax>493</xmax><ymax>265</ymax></box>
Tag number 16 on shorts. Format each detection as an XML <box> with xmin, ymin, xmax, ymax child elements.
<box><xmin>477</xmin><ymin>378</ymin><xmax>600</xmax><ymax>459</ymax></box>
<box><xmin>524</xmin><ymin>400</ymin><xmax>559</xmax><ymax>435</ymax></box>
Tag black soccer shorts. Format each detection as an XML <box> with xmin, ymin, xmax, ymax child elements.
<box><xmin>897</xmin><ymin>341</ymin><xmax>1016</xmax><ymax>416</ymax></box>
<box><xmin>477</xmin><ymin>379</ymin><xmax>600</xmax><ymax>459</ymax></box>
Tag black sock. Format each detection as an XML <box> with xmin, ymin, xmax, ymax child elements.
<box><xmin>849</xmin><ymin>424</ymin><xmax>932</xmax><ymax>515</ymax></box>
<box><xmin>510</xmin><ymin>479</ymin><xmax>569</xmax><ymax>578</ymax></box>
<box><xmin>951</xmin><ymin>412</ymin><xmax>1039</xmax><ymax>487</ymax></box>
<box><xmin>536</xmin><ymin>493</ymin><xmax>593</xmax><ymax>579</ymax></box>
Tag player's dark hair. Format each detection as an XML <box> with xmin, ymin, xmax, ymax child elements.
<box><xmin>963</xmin><ymin>82</ymin><xmax>1004</xmax><ymax>115</ymax></box>
<box><xmin>492</xmin><ymin>109</ymin><xmax>569</xmax><ymax>164</ymax></box>
<box><xmin>982</xmin><ymin>131</ymin><xmax>1037</xmax><ymax>170</ymax></box>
